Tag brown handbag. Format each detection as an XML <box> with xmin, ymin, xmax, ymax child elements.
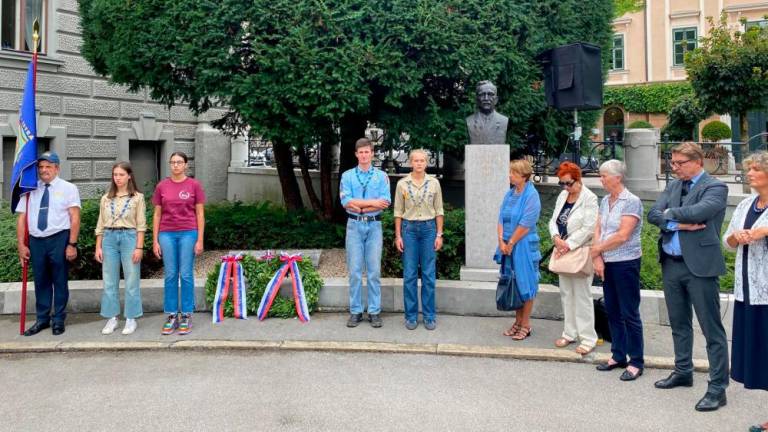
<box><xmin>548</xmin><ymin>244</ymin><xmax>593</xmax><ymax>277</ymax></box>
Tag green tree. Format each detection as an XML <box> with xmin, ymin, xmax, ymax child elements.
<box><xmin>686</xmin><ymin>12</ymin><xmax>768</xmax><ymax>151</ymax></box>
<box><xmin>79</xmin><ymin>0</ymin><xmax>613</xmax><ymax>214</ymax></box>
<box><xmin>613</xmin><ymin>0</ymin><xmax>644</xmax><ymax>18</ymax></box>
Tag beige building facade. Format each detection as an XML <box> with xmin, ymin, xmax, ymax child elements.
<box><xmin>601</xmin><ymin>0</ymin><xmax>768</xmax><ymax>139</ymax></box>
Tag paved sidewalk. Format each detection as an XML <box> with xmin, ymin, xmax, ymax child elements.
<box><xmin>0</xmin><ymin>312</ymin><xmax>714</xmax><ymax>371</ymax></box>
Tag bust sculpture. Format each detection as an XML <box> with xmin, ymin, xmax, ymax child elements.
<box><xmin>466</xmin><ymin>80</ymin><xmax>509</xmax><ymax>145</ymax></box>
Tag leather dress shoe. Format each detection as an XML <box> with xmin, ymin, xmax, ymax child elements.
<box><xmin>695</xmin><ymin>391</ymin><xmax>727</xmax><ymax>412</ymax></box>
<box><xmin>52</xmin><ymin>322</ymin><xmax>65</xmax><ymax>336</ymax></box>
<box><xmin>596</xmin><ymin>361</ymin><xmax>628</xmax><ymax>371</ymax></box>
<box><xmin>23</xmin><ymin>321</ymin><xmax>50</xmax><ymax>337</ymax></box>
<box><xmin>620</xmin><ymin>368</ymin><xmax>643</xmax><ymax>381</ymax></box>
<box><xmin>654</xmin><ymin>372</ymin><xmax>693</xmax><ymax>389</ymax></box>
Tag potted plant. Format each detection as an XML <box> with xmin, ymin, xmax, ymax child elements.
<box><xmin>701</xmin><ymin>120</ymin><xmax>732</xmax><ymax>175</ymax></box>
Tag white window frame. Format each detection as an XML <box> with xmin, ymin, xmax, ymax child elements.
<box><xmin>0</xmin><ymin>0</ymin><xmax>48</xmax><ymax>54</ymax></box>
<box><xmin>610</xmin><ymin>33</ymin><xmax>625</xmax><ymax>71</ymax></box>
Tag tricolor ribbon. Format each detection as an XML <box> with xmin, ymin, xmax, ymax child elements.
<box><xmin>212</xmin><ymin>254</ymin><xmax>248</xmax><ymax>323</ymax></box>
<box><xmin>256</xmin><ymin>253</ymin><xmax>310</xmax><ymax>322</ymax></box>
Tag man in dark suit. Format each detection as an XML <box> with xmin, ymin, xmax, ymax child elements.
<box><xmin>465</xmin><ymin>80</ymin><xmax>508</xmax><ymax>145</ymax></box>
<box><xmin>648</xmin><ymin>142</ymin><xmax>729</xmax><ymax>412</ymax></box>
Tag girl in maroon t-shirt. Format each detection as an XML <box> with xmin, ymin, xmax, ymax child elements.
<box><xmin>152</xmin><ymin>152</ymin><xmax>206</xmax><ymax>335</ymax></box>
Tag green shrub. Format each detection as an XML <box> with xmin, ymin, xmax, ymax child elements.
<box><xmin>204</xmin><ymin>201</ymin><xmax>345</xmax><ymax>250</ymax></box>
<box><xmin>204</xmin><ymin>254</ymin><xmax>321</xmax><ymax>318</ymax></box>
<box><xmin>627</xmin><ymin>120</ymin><xmax>654</xmax><ymax>129</ymax></box>
<box><xmin>701</xmin><ymin>120</ymin><xmax>732</xmax><ymax>142</ymax></box>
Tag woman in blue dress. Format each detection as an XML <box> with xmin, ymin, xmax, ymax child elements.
<box><xmin>495</xmin><ymin>159</ymin><xmax>541</xmax><ymax>340</ymax></box>
<box><xmin>723</xmin><ymin>152</ymin><xmax>768</xmax><ymax>432</ymax></box>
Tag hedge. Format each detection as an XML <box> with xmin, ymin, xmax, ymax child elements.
<box><xmin>604</xmin><ymin>82</ymin><xmax>693</xmax><ymax>113</ymax></box>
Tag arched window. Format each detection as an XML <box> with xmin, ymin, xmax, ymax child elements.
<box><xmin>603</xmin><ymin>107</ymin><xmax>625</xmax><ymax>142</ymax></box>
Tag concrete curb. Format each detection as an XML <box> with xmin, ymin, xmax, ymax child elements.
<box><xmin>0</xmin><ymin>339</ymin><xmax>710</xmax><ymax>372</ymax></box>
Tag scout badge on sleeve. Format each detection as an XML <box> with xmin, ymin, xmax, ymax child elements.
<box><xmin>256</xmin><ymin>252</ymin><xmax>311</xmax><ymax>322</ymax></box>
<box><xmin>212</xmin><ymin>254</ymin><xmax>248</xmax><ymax>323</ymax></box>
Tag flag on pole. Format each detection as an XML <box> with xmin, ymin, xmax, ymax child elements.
<box><xmin>10</xmin><ymin>61</ymin><xmax>39</xmax><ymax>213</ymax></box>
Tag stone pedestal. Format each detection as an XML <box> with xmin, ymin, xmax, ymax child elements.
<box><xmin>194</xmin><ymin>121</ymin><xmax>231</xmax><ymax>202</ymax></box>
<box><xmin>230</xmin><ymin>136</ymin><xmax>248</xmax><ymax>168</ymax></box>
<box><xmin>460</xmin><ymin>145</ymin><xmax>509</xmax><ymax>281</ymax></box>
<box><xmin>624</xmin><ymin>128</ymin><xmax>659</xmax><ymax>191</ymax></box>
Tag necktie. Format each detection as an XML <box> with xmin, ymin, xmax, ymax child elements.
<box><xmin>37</xmin><ymin>184</ymin><xmax>50</xmax><ymax>231</ymax></box>
<box><xmin>680</xmin><ymin>180</ymin><xmax>692</xmax><ymax>205</ymax></box>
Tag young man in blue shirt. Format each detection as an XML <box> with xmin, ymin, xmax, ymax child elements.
<box><xmin>339</xmin><ymin>138</ymin><xmax>391</xmax><ymax>327</ymax></box>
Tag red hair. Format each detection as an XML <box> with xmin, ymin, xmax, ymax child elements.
<box><xmin>556</xmin><ymin>161</ymin><xmax>582</xmax><ymax>182</ymax></box>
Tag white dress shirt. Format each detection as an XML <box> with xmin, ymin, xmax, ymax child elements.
<box><xmin>15</xmin><ymin>176</ymin><xmax>81</xmax><ymax>238</ymax></box>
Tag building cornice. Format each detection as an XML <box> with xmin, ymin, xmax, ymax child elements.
<box><xmin>613</xmin><ymin>17</ymin><xmax>632</xmax><ymax>26</ymax></box>
<box><xmin>724</xmin><ymin>2</ymin><xmax>768</xmax><ymax>12</ymax></box>
<box><xmin>669</xmin><ymin>10</ymin><xmax>701</xmax><ymax>19</ymax></box>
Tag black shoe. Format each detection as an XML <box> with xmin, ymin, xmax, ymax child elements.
<box><xmin>695</xmin><ymin>391</ymin><xmax>727</xmax><ymax>412</ymax></box>
<box><xmin>369</xmin><ymin>314</ymin><xmax>383</xmax><ymax>328</ymax></box>
<box><xmin>654</xmin><ymin>372</ymin><xmax>694</xmax><ymax>389</ymax></box>
<box><xmin>596</xmin><ymin>361</ymin><xmax>628</xmax><ymax>371</ymax></box>
<box><xmin>23</xmin><ymin>321</ymin><xmax>50</xmax><ymax>337</ymax></box>
<box><xmin>346</xmin><ymin>313</ymin><xmax>364</xmax><ymax>328</ymax></box>
<box><xmin>620</xmin><ymin>368</ymin><xmax>643</xmax><ymax>381</ymax></box>
<box><xmin>52</xmin><ymin>322</ymin><xmax>65</xmax><ymax>336</ymax></box>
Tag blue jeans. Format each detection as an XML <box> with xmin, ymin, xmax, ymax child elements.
<box><xmin>346</xmin><ymin>219</ymin><xmax>382</xmax><ymax>314</ymax></box>
<box><xmin>402</xmin><ymin>219</ymin><xmax>437</xmax><ymax>322</ymax></box>
<box><xmin>603</xmin><ymin>258</ymin><xmax>644</xmax><ymax>369</ymax></box>
<box><xmin>158</xmin><ymin>230</ymin><xmax>198</xmax><ymax>314</ymax></box>
<box><xmin>29</xmin><ymin>230</ymin><xmax>70</xmax><ymax>325</ymax></box>
<box><xmin>100</xmin><ymin>229</ymin><xmax>143</xmax><ymax>319</ymax></box>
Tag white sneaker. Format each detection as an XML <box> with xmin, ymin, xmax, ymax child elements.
<box><xmin>122</xmin><ymin>318</ymin><xmax>137</xmax><ymax>335</ymax></box>
<box><xmin>101</xmin><ymin>317</ymin><xmax>119</xmax><ymax>335</ymax></box>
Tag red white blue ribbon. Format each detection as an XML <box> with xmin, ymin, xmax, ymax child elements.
<box><xmin>256</xmin><ymin>253</ymin><xmax>310</xmax><ymax>322</ymax></box>
<box><xmin>212</xmin><ymin>254</ymin><xmax>247</xmax><ymax>323</ymax></box>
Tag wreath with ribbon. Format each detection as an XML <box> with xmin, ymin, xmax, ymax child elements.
<box><xmin>205</xmin><ymin>253</ymin><xmax>322</xmax><ymax>319</ymax></box>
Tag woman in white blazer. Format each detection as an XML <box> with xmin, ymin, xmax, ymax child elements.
<box><xmin>723</xmin><ymin>152</ymin><xmax>768</xmax><ymax>432</ymax></box>
<box><xmin>548</xmin><ymin>161</ymin><xmax>599</xmax><ymax>354</ymax></box>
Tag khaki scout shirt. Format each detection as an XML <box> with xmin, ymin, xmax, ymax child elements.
<box><xmin>94</xmin><ymin>192</ymin><xmax>148</xmax><ymax>236</ymax></box>
<box><xmin>393</xmin><ymin>173</ymin><xmax>444</xmax><ymax>221</ymax></box>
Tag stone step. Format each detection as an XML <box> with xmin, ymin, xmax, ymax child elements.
<box><xmin>0</xmin><ymin>278</ymin><xmax>735</xmax><ymax>333</ymax></box>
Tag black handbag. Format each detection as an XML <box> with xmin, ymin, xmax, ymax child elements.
<box><xmin>496</xmin><ymin>255</ymin><xmax>524</xmax><ymax>311</ymax></box>
<box><xmin>593</xmin><ymin>297</ymin><xmax>612</xmax><ymax>342</ymax></box>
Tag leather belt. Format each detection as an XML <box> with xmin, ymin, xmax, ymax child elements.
<box><xmin>347</xmin><ymin>214</ymin><xmax>382</xmax><ymax>222</ymax></box>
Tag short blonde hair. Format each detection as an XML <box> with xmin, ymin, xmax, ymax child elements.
<box><xmin>509</xmin><ymin>159</ymin><xmax>533</xmax><ymax>181</ymax></box>
<box><xmin>744</xmin><ymin>151</ymin><xmax>768</xmax><ymax>172</ymax></box>
<box><xmin>409</xmin><ymin>148</ymin><xmax>429</xmax><ymax>162</ymax></box>
<box><xmin>671</xmin><ymin>142</ymin><xmax>704</xmax><ymax>162</ymax></box>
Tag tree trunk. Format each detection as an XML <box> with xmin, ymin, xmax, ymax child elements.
<box><xmin>273</xmin><ymin>141</ymin><xmax>304</xmax><ymax>211</ymax></box>
<box><xmin>334</xmin><ymin>113</ymin><xmax>368</xmax><ymax>222</ymax></box>
<box><xmin>740</xmin><ymin>112</ymin><xmax>750</xmax><ymax>193</ymax></box>
<box><xmin>297</xmin><ymin>145</ymin><xmax>322</xmax><ymax>213</ymax></box>
<box><xmin>319</xmin><ymin>125</ymin><xmax>335</xmax><ymax>221</ymax></box>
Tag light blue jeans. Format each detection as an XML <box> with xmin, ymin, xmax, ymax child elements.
<box><xmin>158</xmin><ymin>230</ymin><xmax>198</xmax><ymax>314</ymax></box>
<box><xmin>100</xmin><ymin>229</ymin><xmax>143</xmax><ymax>319</ymax></box>
<box><xmin>402</xmin><ymin>219</ymin><xmax>437</xmax><ymax>322</ymax></box>
<box><xmin>346</xmin><ymin>219</ymin><xmax>382</xmax><ymax>315</ymax></box>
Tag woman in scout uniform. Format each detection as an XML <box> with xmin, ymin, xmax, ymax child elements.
<box><xmin>394</xmin><ymin>149</ymin><xmax>444</xmax><ymax>330</ymax></box>
<box><xmin>94</xmin><ymin>161</ymin><xmax>147</xmax><ymax>335</ymax></box>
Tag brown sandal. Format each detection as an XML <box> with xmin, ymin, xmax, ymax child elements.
<box><xmin>555</xmin><ymin>337</ymin><xmax>574</xmax><ymax>348</ymax></box>
<box><xmin>503</xmin><ymin>323</ymin><xmax>522</xmax><ymax>337</ymax></box>
<box><xmin>511</xmin><ymin>326</ymin><xmax>532</xmax><ymax>341</ymax></box>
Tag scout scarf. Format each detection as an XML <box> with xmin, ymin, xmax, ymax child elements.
<box><xmin>256</xmin><ymin>253</ymin><xmax>310</xmax><ymax>322</ymax></box>
<box><xmin>212</xmin><ymin>254</ymin><xmax>248</xmax><ymax>323</ymax></box>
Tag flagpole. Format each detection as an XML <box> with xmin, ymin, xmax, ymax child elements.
<box><xmin>19</xmin><ymin>21</ymin><xmax>39</xmax><ymax>335</ymax></box>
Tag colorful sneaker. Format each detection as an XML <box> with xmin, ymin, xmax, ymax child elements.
<box><xmin>101</xmin><ymin>317</ymin><xmax>118</xmax><ymax>335</ymax></box>
<box><xmin>177</xmin><ymin>314</ymin><xmax>192</xmax><ymax>335</ymax></box>
<box><xmin>122</xmin><ymin>318</ymin><xmax>137</xmax><ymax>335</ymax></box>
<box><xmin>161</xmin><ymin>314</ymin><xmax>178</xmax><ymax>335</ymax></box>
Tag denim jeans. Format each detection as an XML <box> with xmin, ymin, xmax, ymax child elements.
<box><xmin>603</xmin><ymin>258</ymin><xmax>644</xmax><ymax>369</ymax></box>
<box><xmin>346</xmin><ymin>219</ymin><xmax>382</xmax><ymax>315</ymax></box>
<box><xmin>402</xmin><ymin>219</ymin><xmax>437</xmax><ymax>322</ymax></box>
<box><xmin>158</xmin><ymin>230</ymin><xmax>198</xmax><ymax>314</ymax></box>
<box><xmin>100</xmin><ymin>229</ymin><xmax>143</xmax><ymax>319</ymax></box>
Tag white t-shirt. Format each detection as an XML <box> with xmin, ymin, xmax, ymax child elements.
<box><xmin>15</xmin><ymin>176</ymin><xmax>81</xmax><ymax>238</ymax></box>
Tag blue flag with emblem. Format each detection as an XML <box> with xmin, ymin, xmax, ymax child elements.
<box><xmin>10</xmin><ymin>62</ymin><xmax>39</xmax><ymax>213</ymax></box>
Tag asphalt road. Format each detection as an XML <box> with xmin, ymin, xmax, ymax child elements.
<box><xmin>1</xmin><ymin>351</ymin><xmax>765</xmax><ymax>432</ymax></box>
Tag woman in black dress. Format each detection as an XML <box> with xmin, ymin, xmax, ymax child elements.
<box><xmin>723</xmin><ymin>151</ymin><xmax>768</xmax><ymax>432</ymax></box>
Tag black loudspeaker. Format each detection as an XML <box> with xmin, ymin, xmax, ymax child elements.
<box><xmin>538</xmin><ymin>42</ymin><xmax>603</xmax><ymax>110</ymax></box>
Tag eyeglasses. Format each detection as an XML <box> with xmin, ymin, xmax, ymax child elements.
<box><xmin>670</xmin><ymin>159</ymin><xmax>691</xmax><ymax>167</ymax></box>
<box><xmin>558</xmin><ymin>180</ymin><xmax>576</xmax><ymax>187</ymax></box>
<box><xmin>169</xmin><ymin>161</ymin><xmax>186</xmax><ymax>165</ymax></box>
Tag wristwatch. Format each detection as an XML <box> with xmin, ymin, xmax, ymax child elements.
<box><xmin>68</xmin><ymin>242</ymin><xmax>78</xmax><ymax>248</ymax></box>
<box><xmin>436</xmin><ymin>233</ymin><xmax>443</xmax><ymax>238</ymax></box>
